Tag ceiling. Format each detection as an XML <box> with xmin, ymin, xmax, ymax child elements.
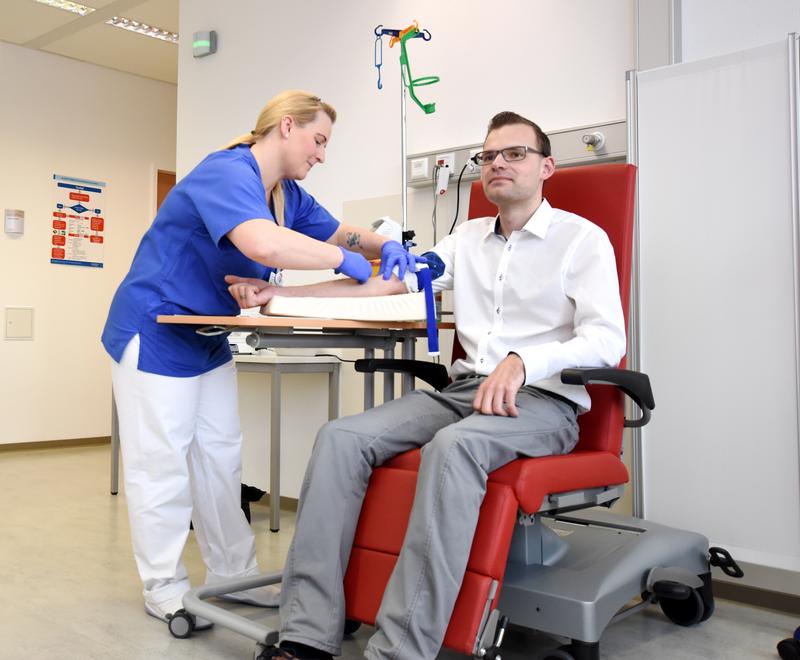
<box><xmin>0</xmin><ymin>0</ymin><xmax>179</xmax><ymax>84</ymax></box>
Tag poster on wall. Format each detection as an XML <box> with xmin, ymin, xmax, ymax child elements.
<box><xmin>51</xmin><ymin>174</ymin><xmax>106</xmax><ymax>268</ymax></box>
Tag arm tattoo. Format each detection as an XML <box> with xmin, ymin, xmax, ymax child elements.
<box><xmin>345</xmin><ymin>232</ymin><xmax>362</xmax><ymax>249</ymax></box>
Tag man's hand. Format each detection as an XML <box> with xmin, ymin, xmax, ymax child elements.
<box><xmin>472</xmin><ymin>353</ymin><xmax>526</xmax><ymax>417</ymax></box>
<box><xmin>225</xmin><ymin>274</ymin><xmax>277</xmax><ymax>309</ymax></box>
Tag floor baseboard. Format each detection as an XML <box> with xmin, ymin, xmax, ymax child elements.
<box><xmin>714</xmin><ymin>579</ymin><xmax>800</xmax><ymax>616</ymax></box>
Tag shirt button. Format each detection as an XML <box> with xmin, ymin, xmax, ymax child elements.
<box><xmin>496</xmin><ymin>307</ymin><xmax>501</xmax><ymax>314</ymax></box>
<box><xmin>487</xmin><ymin>330</ymin><xmax>492</xmax><ymax>335</ymax></box>
<box><xmin>498</xmin><ymin>274</ymin><xmax>503</xmax><ymax>281</ymax></box>
<box><xmin>480</xmin><ymin>358</ymin><xmax>484</xmax><ymax>363</ymax></box>
<box><xmin>507</xmin><ymin>244</ymin><xmax>512</xmax><ymax>251</ymax></box>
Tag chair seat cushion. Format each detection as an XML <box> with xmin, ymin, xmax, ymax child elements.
<box><xmin>384</xmin><ymin>448</ymin><xmax>629</xmax><ymax>514</ymax></box>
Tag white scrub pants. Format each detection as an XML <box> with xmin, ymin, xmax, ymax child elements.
<box><xmin>111</xmin><ymin>335</ymin><xmax>258</xmax><ymax>606</ymax></box>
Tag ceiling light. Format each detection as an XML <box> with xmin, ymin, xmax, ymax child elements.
<box><xmin>105</xmin><ymin>16</ymin><xmax>178</xmax><ymax>44</ymax></box>
<box><xmin>34</xmin><ymin>0</ymin><xmax>95</xmax><ymax>16</ymax></box>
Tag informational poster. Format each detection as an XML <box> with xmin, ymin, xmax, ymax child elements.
<box><xmin>51</xmin><ymin>174</ymin><xmax>106</xmax><ymax>268</ymax></box>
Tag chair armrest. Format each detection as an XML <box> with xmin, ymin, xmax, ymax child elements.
<box><xmin>354</xmin><ymin>359</ymin><xmax>450</xmax><ymax>391</ymax></box>
<box><xmin>561</xmin><ymin>367</ymin><xmax>655</xmax><ymax>428</ymax></box>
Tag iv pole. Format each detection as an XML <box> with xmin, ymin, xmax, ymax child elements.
<box><xmin>374</xmin><ymin>22</ymin><xmax>439</xmax><ymax>245</ymax></box>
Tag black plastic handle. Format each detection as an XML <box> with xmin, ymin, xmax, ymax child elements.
<box><xmin>709</xmin><ymin>546</ymin><xmax>744</xmax><ymax>578</ymax></box>
<box><xmin>561</xmin><ymin>367</ymin><xmax>655</xmax><ymax>428</ymax></box>
<box><xmin>355</xmin><ymin>359</ymin><xmax>450</xmax><ymax>392</ymax></box>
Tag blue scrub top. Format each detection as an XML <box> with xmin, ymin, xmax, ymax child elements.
<box><xmin>102</xmin><ymin>144</ymin><xmax>339</xmax><ymax>377</ymax></box>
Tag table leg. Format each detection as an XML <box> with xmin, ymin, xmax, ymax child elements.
<box><xmin>401</xmin><ymin>336</ymin><xmax>416</xmax><ymax>395</ymax></box>
<box><xmin>269</xmin><ymin>368</ymin><xmax>281</xmax><ymax>532</ymax></box>
<box><xmin>328</xmin><ymin>363</ymin><xmax>340</xmax><ymax>421</ymax></box>
<box><xmin>383</xmin><ymin>344</ymin><xmax>396</xmax><ymax>402</ymax></box>
<box><xmin>110</xmin><ymin>389</ymin><xmax>120</xmax><ymax>495</ymax></box>
<box><xmin>363</xmin><ymin>347</ymin><xmax>375</xmax><ymax>409</ymax></box>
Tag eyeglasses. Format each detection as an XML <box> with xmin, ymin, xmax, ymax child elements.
<box><xmin>472</xmin><ymin>145</ymin><xmax>544</xmax><ymax>166</ymax></box>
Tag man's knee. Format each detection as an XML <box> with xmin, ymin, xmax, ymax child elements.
<box><xmin>312</xmin><ymin>417</ymin><xmax>371</xmax><ymax>465</ymax></box>
<box><xmin>422</xmin><ymin>426</ymin><xmax>488</xmax><ymax>472</ymax></box>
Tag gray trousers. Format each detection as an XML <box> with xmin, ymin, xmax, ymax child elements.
<box><xmin>279</xmin><ymin>377</ymin><xmax>579</xmax><ymax>660</ymax></box>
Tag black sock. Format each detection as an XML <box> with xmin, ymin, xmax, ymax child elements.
<box><xmin>279</xmin><ymin>641</ymin><xmax>333</xmax><ymax>660</ymax></box>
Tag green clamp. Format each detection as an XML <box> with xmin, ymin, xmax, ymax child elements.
<box><xmin>399</xmin><ymin>28</ymin><xmax>439</xmax><ymax>114</ymax></box>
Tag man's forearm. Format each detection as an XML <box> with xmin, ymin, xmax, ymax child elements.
<box><xmin>274</xmin><ymin>275</ymin><xmax>406</xmax><ymax>298</ymax></box>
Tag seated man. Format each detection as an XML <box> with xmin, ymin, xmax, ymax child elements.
<box><xmin>227</xmin><ymin>111</ymin><xmax>626</xmax><ymax>660</ymax></box>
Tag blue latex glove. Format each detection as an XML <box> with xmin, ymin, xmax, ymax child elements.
<box><xmin>378</xmin><ymin>240</ymin><xmax>428</xmax><ymax>280</ymax></box>
<box><xmin>334</xmin><ymin>247</ymin><xmax>372</xmax><ymax>283</ymax></box>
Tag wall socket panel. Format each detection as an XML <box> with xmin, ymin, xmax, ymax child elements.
<box><xmin>5</xmin><ymin>306</ymin><xmax>34</xmax><ymax>340</ymax></box>
<box><xmin>407</xmin><ymin>119</ymin><xmax>627</xmax><ymax>188</ymax></box>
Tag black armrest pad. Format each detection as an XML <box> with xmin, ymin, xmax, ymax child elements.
<box><xmin>355</xmin><ymin>359</ymin><xmax>450</xmax><ymax>391</ymax></box>
<box><xmin>561</xmin><ymin>367</ymin><xmax>655</xmax><ymax>427</ymax></box>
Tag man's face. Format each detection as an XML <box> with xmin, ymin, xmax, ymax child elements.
<box><xmin>480</xmin><ymin>123</ymin><xmax>553</xmax><ymax>206</ymax></box>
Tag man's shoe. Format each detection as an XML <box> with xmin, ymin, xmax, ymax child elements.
<box><xmin>256</xmin><ymin>647</ymin><xmax>296</xmax><ymax>660</ymax></box>
<box><xmin>257</xmin><ymin>642</ymin><xmax>332</xmax><ymax>660</ymax></box>
<box><xmin>145</xmin><ymin>595</ymin><xmax>213</xmax><ymax>630</ymax></box>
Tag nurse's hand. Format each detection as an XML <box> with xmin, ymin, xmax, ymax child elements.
<box><xmin>334</xmin><ymin>247</ymin><xmax>372</xmax><ymax>283</ymax></box>
<box><xmin>378</xmin><ymin>240</ymin><xmax>428</xmax><ymax>280</ymax></box>
<box><xmin>225</xmin><ymin>275</ymin><xmax>276</xmax><ymax>309</ymax></box>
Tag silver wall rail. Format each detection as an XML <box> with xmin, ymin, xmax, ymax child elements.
<box><xmin>626</xmin><ymin>68</ymin><xmax>644</xmax><ymax>520</ymax></box>
<box><xmin>788</xmin><ymin>32</ymin><xmax>800</xmax><ymax>531</ymax></box>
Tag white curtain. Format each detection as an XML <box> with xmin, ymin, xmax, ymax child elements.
<box><xmin>637</xmin><ymin>38</ymin><xmax>800</xmax><ymax>571</ymax></box>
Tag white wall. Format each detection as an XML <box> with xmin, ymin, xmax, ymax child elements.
<box><xmin>0</xmin><ymin>42</ymin><xmax>176</xmax><ymax>445</ymax></box>
<box><xmin>178</xmin><ymin>0</ymin><xmax>634</xmax><ymax>216</ymax></box>
<box><xmin>177</xmin><ymin>0</ymin><xmax>635</xmax><ymax>496</ymax></box>
<box><xmin>680</xmin><ymin>0</ymin><xmax>800</xmax><ymax>63</ymax></box>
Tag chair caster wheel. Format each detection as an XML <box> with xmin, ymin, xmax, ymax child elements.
<box><xmin>535</xmin><ymin>648</ymin><xmax>574</xmax><ymax>660</ymax></box>
<box><xmin>659</xmin><ymin>588</ymin><xmax>707</xmax><ymax>626</ymax></box>
<box><xmin>343</xmin><ymin>619</ymin><xmax>361</xmax><ymax>636</ymax></box>
<box><xmin>483</xmin><ymin>648</ymin><xmax>502</xmax><ymax>660</ymax></box>
<box><xmin>167</xmin><ymin>609</ymin><xmax>195</xmax><ymax>639</ymax></box>
<box><xmin>778</xmin><ymin>637</ymin><xmax>800</xmax><ymax>660</ymax></box>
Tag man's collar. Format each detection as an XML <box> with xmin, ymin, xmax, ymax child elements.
<box><xmin>483</xmin><ymin>198</ymin><xmax>554</xmax><ymax>240</ymax></box>
<box><xmin>523</xmin><ymin>198</ymin><xmax>554</xmax><ymax>238</ymax></box>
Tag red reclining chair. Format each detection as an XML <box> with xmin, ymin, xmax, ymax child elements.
<box><xmin>346</xmin><ymin>164</ymin><xmax>735</xmax><ymax>660</ymax></box>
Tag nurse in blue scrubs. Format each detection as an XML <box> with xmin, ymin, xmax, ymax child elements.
<box><xmin>101</xmin><ymin>90</ymin><xmax>423</xmax><ymax>627</ymax></box>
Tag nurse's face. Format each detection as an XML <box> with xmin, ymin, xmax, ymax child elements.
<box><xmin>282</xmin><ymin>111</ymin><xmax>332</xmax><ymax>180</ymax></box>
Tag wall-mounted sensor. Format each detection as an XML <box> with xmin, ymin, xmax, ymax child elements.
<box><xmin>581</xmin><ymin>132</ymin><xmax>606</xmax><ymax>152</ymax></box>
<box><xmin>193</xmin><ymin>31</ymin><xmax>217</xmax><ymax>58</ymax></box>
<box><xmin>4</xmin><ymin>209</ymin><xmax>24</xmax><ymax>235</ymax></box>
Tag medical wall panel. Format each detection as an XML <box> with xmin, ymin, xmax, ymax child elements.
<box><xmin>637</xmin><ymin>40</ymin><xmax>800</xmax><ymax>571</ymax></box>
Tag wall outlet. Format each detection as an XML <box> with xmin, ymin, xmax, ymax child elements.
<box><xmin>434</xmin><ymin>152</ymin><xmax>455</xmax><ymax>174</ymax></box>
<box><xmin>468</xmin><ymin>148</ymin><xmax>482</xmax><ymax>172</ymax></box>
<box><xmin>410</xmin><ymin>157</ymin><xmax>429</xmax><ymax>180</ymax></box>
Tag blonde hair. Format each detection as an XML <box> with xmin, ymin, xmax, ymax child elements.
<box><xmin>223</xmin><ymin>90</ymin><xmax>336</xmax><ymax>226</ymax></box>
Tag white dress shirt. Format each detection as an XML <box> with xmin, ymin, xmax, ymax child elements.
<box><xmin>412</xmin><ymin>198</ymin><xmax>626</xmax><ymax>412</ymax></box>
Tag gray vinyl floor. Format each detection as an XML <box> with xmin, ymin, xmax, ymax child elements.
<box><xmin>1</xmin><ymin>444</ymin><xmax>795</xmax><ymax>660</ymax></box>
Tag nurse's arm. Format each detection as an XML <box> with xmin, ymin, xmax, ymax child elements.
<box><xmin>227</xmin><ymin>219</ymin><xmax>344</xmax><ymax>270</ymax></box>
<box><xmin>327</xmin><ymin>223</ymin><xmax>388</xmax><ymax>259</ymax></box>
